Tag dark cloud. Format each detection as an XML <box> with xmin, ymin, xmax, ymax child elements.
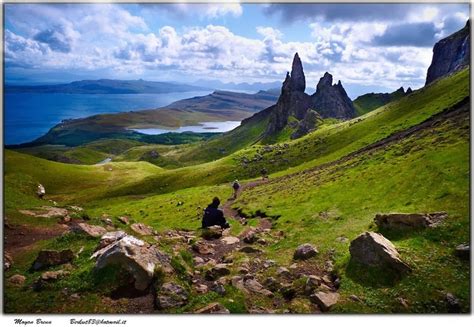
<box><xmin>263</xmin><ymin>3</ymin><xmax>469</xmax><ymax>23</ymax></box>
<box><xmin>34</xmin><ymin>25</ymin><xmax>72</xmax><ymax>53</ymax></box>
<box><xmin>372</xmin><ymin>22</ymin><xmax>439</xmax><ymax>47</ymax></box>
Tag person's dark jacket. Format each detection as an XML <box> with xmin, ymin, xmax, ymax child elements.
<box><xmin>202</xmin><ymin>204</ymin><xmax>229</xmax><ymax>228</ymax></box>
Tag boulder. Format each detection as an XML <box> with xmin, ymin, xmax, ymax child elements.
<box><xmin>32</xmin><ymin>249</ymin><xmax>74</xmax><ymax>270</ymax></box>
<box><xmin>374</xmin><ymin>212</ymin><xmax>447</xmax><ymax>229</ymax></box>
<box><xmin>221</xmin><ymin>236</ymin><xmax>240</xmax><ymax>245</ymax></box>
<box><xmin>8</xmin><ymin>274</ymin><xmax>26</xmax><ymax>286</ymax></box>
<box><xmin>118</xmin><ymin>216</ymin><xmax>129</xmax><ymax>225</ymax></box>
<box><xmin>293</xmin><ymin>243</ymin><xmax>318</xmax><ymax>260</ymax></box>
<box><xmin>92</xmin><ymin>235</ymin><xmax>172</xmax><ymax>291</ymax></box>
<box><xmin>304</xmin><ymin>275</ymin><xmax>322</xmax><ymax>295</ymax></box>
<box><xmin>276</xmin><ymin>267</ymin><xmax>292</xmax><ymax>278</ymax></box>
<box><xmin>194</xmin><ymin>302</ymin><xmax>229</xmax><ymax>314</ymax></box>
<box><xmin>130</xmin><ymin>223</ymin><xmax>154</xmax><ymax>236</ymax></box>
<box><xmin>244</xmin><ymin>279</ymin><xmax>274</xmax><ymax>297</ymax></box>
<box><xmin>349</xmin><ymin>232</ymin><xmax>411</xmax><ymax>274</ymax></box>
<box><xmin>95</xmin><ymin>231</ymin><xmax>127</xmax><ymax>251</ymax></box>
<box><xmin>309</xmin><ymin>291</ymin><xmax>339</xmax><ymax>311</ymax></box>
<box><xmin>157</xmin><ymin>282</ymin><xmax>189</xmax><ymax>309</ymax></box>
<box><xmin>201</xmin><ymin>226</ymin><xmax>223</xmax><ymax>240</ymax></box>
<box><xmin>455</xmin><ymin>243</ymin><xmax>470</xmax><ymax>260</ymax></box>
<box><xmin>192</xmin><ymin>242</ymin><xmax>215</xmax><ymax>255</ymax></box>
<box><xmin>40</xmin><ymin>270</ymin><xmax>68</xmax><ymax>282</ymax></box>
<box><xmin>73</xmin><ymin>223</ymin><xmax>107</xmax><ymax>237</ymax></box>
<box><xmin>205</xmin><ymin>264</ymin><xmax>231</xmax><ymax>281</ymax></box>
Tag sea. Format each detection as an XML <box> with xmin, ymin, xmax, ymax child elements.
<box><xmin>3</xmin><ymin>91</ymin><xmax>213</xmax><ymax>145</ymax></box>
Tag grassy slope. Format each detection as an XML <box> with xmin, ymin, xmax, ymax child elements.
<box><xmin>232</xmin><ymin>104</ymin><xmax>470</xmax><ymax>312</ymax></box>
<box><xmin>353</xmin><ymin>88</ymin><xmax>406</xmax><ymax>116</ymax></box>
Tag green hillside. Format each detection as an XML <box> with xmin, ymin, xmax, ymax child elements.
<box><xmin>4</xmin><ymin>68</ymin><xmax>470</xmax><ymax>314</ymax></box>
<box><xmin>353</xmin><ymin>87</ymin><xmax>408</xmax><ymax>116</ymax></box>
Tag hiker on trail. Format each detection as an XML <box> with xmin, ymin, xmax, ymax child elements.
<box><xmin>202</xmin><ymin>197</ymin><xmax>230</xmax><ymax>229</ymax></box>
<box><xmin>261</xmin><ymin>167</ymin><xmax>268</xmax><ymax>180</ymax></box>
<box><xmin>37</xmin><ymin>184</ymin><xmax>45</xmax><ymax>199</ymax></box>
<box><xmin>232</xmin><ymin>180</ymin><xmax>240</xmax><ymax>199</ymax></box>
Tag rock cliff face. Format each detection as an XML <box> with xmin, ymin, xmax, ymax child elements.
<box><xmin>426</xmin><ymin>20</ymin><xmax>470</xmax><ymax>85</ymax></box>
<box><xmin>266</xmin><ymin>53</ymin><xmax>312</xmax><ymax>134</ymax></box>
<box><xmin>311</xmin><ymin>73</ymin><xmax>355</xmax><ymax>119</ymax></box>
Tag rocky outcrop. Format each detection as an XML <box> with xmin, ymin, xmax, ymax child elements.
<box><xmin>291</xmin><ymin>109</ymin><xmax>322</xmax><ymax>139</ymax></box>
<box><xmin>91</xmin><ymin>234</ymin><xmax>172</xmax><ymax>291</ymax></box>
<box><xmin>349</xmin><ymin>232</ymin><xmax>411</xmax><ymax>274</ymax></box>
<box><xmin>426</xmin><ymin>20</ymin><xmax>470</xmax><ymax>85</ymax></box>
<box><xmin>266</xmin><ymin>53</ymin><xmax>313</xmax><ymax>134</ymax></box>
<box><xmin>311</xmin><ymin>72</ymin><xmax>355</xmax><ymax>119</ymax></box>
<box><xmin>374</xmin><ymin>212</ymin><xmax>447</xmax><ymax>230</ymax></box>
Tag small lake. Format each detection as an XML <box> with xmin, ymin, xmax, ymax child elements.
<box><xmin>131</xmin><ymin>121</ymin><xmax>242</xmax><ymax>135</ymax></box>
<box><xmin>4</xmin><ymin>90</ymin><xmax>211</xmax><ymax>145</ymax></box>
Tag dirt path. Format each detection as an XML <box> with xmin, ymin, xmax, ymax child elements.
<box><xmin>222</xmin><ymin>179</ymin><xmax>269</xmax><ymax>220</ymax></box>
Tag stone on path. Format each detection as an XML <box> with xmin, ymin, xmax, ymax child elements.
<box><xmin>239</xmin><ymin>246</ymin><xmax>262</xmax><ymax>254</ymax></box>
<box><xmin>192</xmin><ymin>242</ymin><xmax>215</xmax><ymax>255</ymax></box>
<box><xmin>201</xmin><ymin>226</ymin><xmax>223</xmax><ymax>240</ymax></box>
<box><xmin>349</xmin><ymin>232</ymin><xmax>411</xmax><ymax>274</ymax></box>
<box><xmin>221</xmin><ymin>236</ymin><xmax>240</xmax><ymax>245</ymax></box>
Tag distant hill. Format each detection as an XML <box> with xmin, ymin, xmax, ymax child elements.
<box><xmin>353</xmin><ymin>87</ymin><xmax>413</xmax><ymax>116</ymax></box>
<box><xmin>5</xmin><ymin>79</ymin><xmax>210</xmax><ymax>94</ymax></box>
<box><xmin>191</xmin><ymin>79</ymin><xmax>282</xmax><ymax>92</ymax></box>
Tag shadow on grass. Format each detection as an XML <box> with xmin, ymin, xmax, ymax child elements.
<box><xmin>345</xmin><ymin>259</ymin><xmax>407</xmax><ymax>288</ymax></box>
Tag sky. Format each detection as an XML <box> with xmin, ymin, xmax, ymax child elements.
<box><xmin>3</xmin><ymin>2</ymin><xmax>470</xmax><ymax>97</ymax></box>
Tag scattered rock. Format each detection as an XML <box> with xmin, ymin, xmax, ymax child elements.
<box><xmin>8</xmin><ymin>274</ymin><xmax>26</xmax><ymax>286</ymax></box>
<box><xmin>41</xmin><ymin>270</ymin><xmax>68</xmax><ymax>282</ymax></box>
<box><xmin>102</xmin><ymin>218</ymin><xmax>114</xmax><ymax>226</ymax></box>
<box><xmin>195</xmin><ymin>284</ymin><xmax>208</xmax><ymax>294</ymax></box>
<box><xmin>309</xmin><ymin>292</ymin><xmax>340</xmax><ymax>311</ymax></box>
<box><xmin>349</xmin><ymin>232</ymin><xmax>411</xmax><ymax>274</ymax></box>
<box><xmin>293</xmin><ymin>243</ymin><xmax>318</xmax><ymax>260</ymax></box>
<box><xmin>73</xmin><ymin>223</ymin><xmax>107</xmax><ymax>237</ymax></box>
<box><xmin>95</xmin><ymin>231</ymin><xmax>127</xmax><ymax>251</ymax></box>
<box><xmin>243</xmin><ymin>231</ymin><xmax>258</xmax><ymax>244</ymax></box>
<box><xmin>193</xmin><ymin>257</ymin><xmax>205</xmax><ymax>266</ymax></box>
<box><xmin>445</xmin><ymin>292</ymin><xmax>461</xmax><ymax>313</ymax></box>
<box><xmin>130</xmin><ymin>223</ymin><xmax>154</xmax><ymax>236</ymax></box>
<box><xmin>205</xmin><ymin>264</ymin><xmax>230</xmax><ymax>281</ymax></box>
<box><xmin>263</xmin><ymin>277</ymin><xmax>281</xmax><ymax>292</ymax></box>
<box><xmin>263</xmin><ymin>260</ymin><xmax>276</xmax><ymax>268</ymax></box>
<box><xmin>374</xmin><ymin>212</ymin><xmax>447</xmax><ymax>230</ymax></box>
<box><xmin>221</xmin><ymin>236</ymin><xmax>240</xmax><ymax>245</ymax></box>
<box><xmin>201</xmin><ymin>226</ymin><xmax>223</xmax><ymax>240</ymax></box>
<box><xmin>397</xmin><ymin>297</ymin><xmax>409</xmax><ymax>309</ymax></box>
<box><xmin>336</xmin><ymin>236</ymin><xmax>349</xmax><ymax>243</ymax></box>
<box><xmin>239</xmin><ymin>246</ymin><xmax>262</xmax><ymax>254</ymax></box>
<box><xmin>157</xmin><ymin>282</ymin><xmax>189</xmax><ymax>309</ymax></box>
<box><xmin>231</xmin><ymin>276</ymin><xmax>247</xmax><ymax>292</ymax></box>
<box><xmin>192</xmin><ymin>242</ymin><xmax>215</xmax><ymax>255</ymax></box>
<box><xmin>5</xmin><ymin>252</ymin><xmax>13</xmax><ymax>270</ymax></box>
<box><xmin>455</xmin><ymin>243</ymin><xmax>470</xmax><ymax>260</ymax></box>
<box><xmin>349</xmin><ymin>294</ymin><xmax>362</xmax><ymax>302</ymax></box>
<box><xmin>304</xmin><ymin>275</ymin><xmax>321</xmax><ymax>295</ymax></box>
<box><xmin>20</xmin><ymin>206</ymin><xmax>69</xmax><ymax>219</ymax></box>
<box><xmin>118</xmin><ymin>216</ymin><xmax>129</xmax><ymax>225</ymax></box>
<box><xmin>244</xmin><ymin>279</ymin><xmax>273</xmax><ymax>297</ymax></box>
<box><xmin>210</xmin><ymin>282</ymin><xmax>226</xmax><ymax>295</ymax></box>
<box><xmin>194</xmin><ymin>302</ymin><xmax>229</xmax><ymax>314</ymax></box>
<box><xmin>277</xmin><ymin>267</ymin><xmax>292</xmax><ymax>278</ymax></box>
<box><xmin>92</xmin><ymin>235</ymin><xmax>171</xmax><ymax>291</ymax></box>
<box><xmin>32</xmin><ymin>249</ymin><xmax>74</xmax><ymax>271</ymax></box>
<box><xmin>280</xmin><ymin>284</ymin><xmax>297</xmax><ymax>300</ymax></box>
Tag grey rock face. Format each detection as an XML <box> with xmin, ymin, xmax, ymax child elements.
<box><xmin>311</xmin><ymin>72</ymin><xmax>355</xmax><ymax>119</ymax></box>
<box><xmin>426</xmin><ymin>20</ymin><xmax>470</xmax><ymax>85</ymax></box>
<box><xmin>349</xmin><ymin>232</ymin><xmax>411</xmax><ymax>274</ymax></box>
<box><xmin>290</xmin><ymin>52</ymin><xmax>306</xmax><ymax>92</ymax></box>
<box><xmin>291</xmin><ymin>109</ymin><xmax>322</xmax><ymax>139</ymax></box>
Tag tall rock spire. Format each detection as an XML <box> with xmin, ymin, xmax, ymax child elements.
<box><xmin>290</xmin><ymin>52</ymin><xmax>306</xmax><ymax>92</ymax></box>
<box><xmin>311</xmin><ymin>72</ymin><xmax>355</xmax><ymax>119</ymax></box>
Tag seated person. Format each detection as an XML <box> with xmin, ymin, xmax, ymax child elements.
<box><xmin>202</xmin><ymin>197</ymin><xmax>230</xmax><ymax>229</ymax></box>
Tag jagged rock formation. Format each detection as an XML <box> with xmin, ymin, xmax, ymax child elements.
<box><xmin>426</xmin><ymin>20</ymin><xmax>470</xmax><ymax>85</ymax></box>
<box><xmin>266</xmin><ymin>53</ymin><xmax>312</xmax><ymax>134</ymax></box>
<box><xmin>266</xmin><ymin>53</ymin><xmax>354</xmax><ymax>139</ymax></box>
<box><xmin>311</xmin><ymin>72</ymin><xmax>355</xmax><ymax>119</ymax></box>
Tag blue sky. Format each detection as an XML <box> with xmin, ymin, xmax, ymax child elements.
<box><xmin>4</xmin><ymin>2</ymin><xmax>470</xmax><ymax>97</ymax></box>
